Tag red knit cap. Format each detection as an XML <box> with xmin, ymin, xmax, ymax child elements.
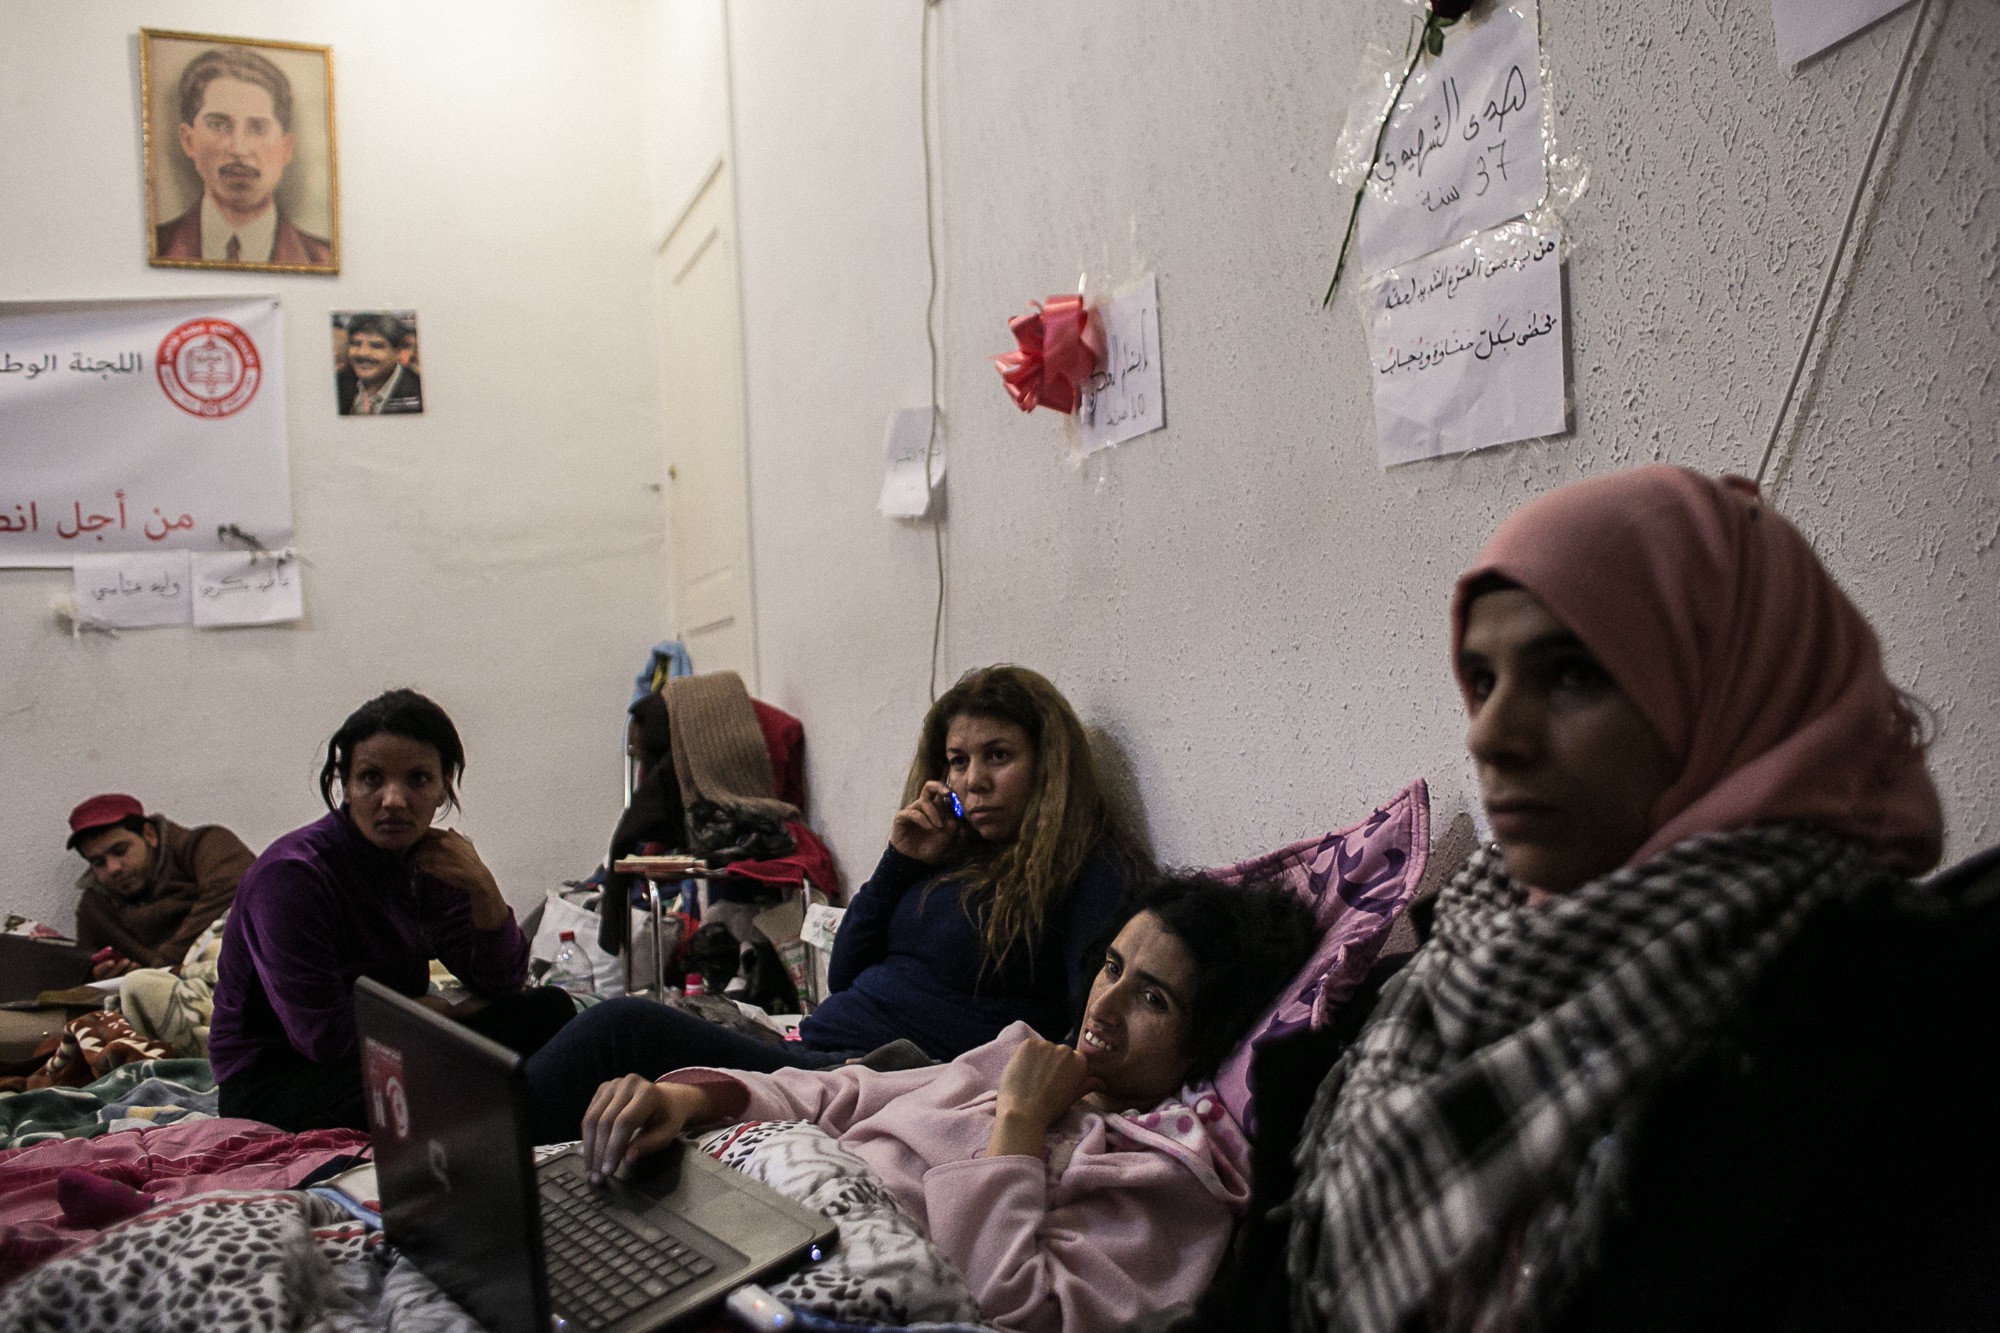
<box><xmin>67</xmin><ymin>794</ymin><xmax>144</xmax><ymax>850</ymax></box>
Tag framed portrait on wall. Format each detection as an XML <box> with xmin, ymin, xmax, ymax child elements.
<box><xmin>140</xmin><ymin>30</ymin><xmax>340</xmax><ymax>274</ymax></box>
<box><xmin>332</xmin><ymin>310</ymin><xmax>424</xmax><ymax>415</ymax></box>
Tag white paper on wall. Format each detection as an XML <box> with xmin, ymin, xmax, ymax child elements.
<box><xmin>191</xmin><ymin>551</ymin><xmax>303</xmax><ymax>627</ymax></box>
<box><xmin>801</xmin><ymin>903</ymin><xmax>844</xmax><ymax>954</ymax></box>
<box><xmin>1772</xmin><ymin>0</ymin><xmax>1914</xmax><ymax>67</ymax></box>
<box><xmin>0</xmin><ymin>298</ymin><xmax>293</xmax><ymax>568</ymax></box>
<box><xmin>70</xmin><ymin>551</ymin><xmax>192</xmax><ymax>628</ymax></box>
<box><xmin>877</xmin><ymin>407</ymin><xmax>943</xmax><ymax>518</ymax></box>
<box><xmin>1079</xmin><ymin>273</ymin><xmax>1166</xmax><ymax>454</ymax></box>
<box><xmin>1354</xmin><ymin>0</ymin><xmax>1548</xmax><ymax>278</ymax></box>
<box><xmin>1364</xmin><ymin>223</ymin><xmax>1567</xmax><ymax>467</ymax></box>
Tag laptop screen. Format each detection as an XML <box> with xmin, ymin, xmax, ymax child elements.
<box><xmin>356</xmin><ymin>979</ymin><xmax>549</xmax><ymax>1333</ymax></box>
<box><xmin>0</xmin><ymin>935</ymin><xmax>95</xmax><ymax>1004</ymax></box>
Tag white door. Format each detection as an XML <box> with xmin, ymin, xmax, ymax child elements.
<box><xmin>657</xmin><ymin>161</ymin><xmax>758</xmax><ymax>689</ymax></box>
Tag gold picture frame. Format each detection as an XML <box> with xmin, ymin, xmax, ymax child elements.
<box><xmin>140</xmin><ymin>29</ymin><xmax>340</xmax><ymax>275</ymax></box>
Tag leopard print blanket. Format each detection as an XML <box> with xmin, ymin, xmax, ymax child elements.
<box><xmin>695</xmin><ymin>1119</ymin><xmax>992</xmax><ymax>1329</ymax></box>
<box><xmin>0</xmin><ymin>1131</ymin><xmax>995</xmax><ymax>1333</ymax></box>
<box><xmin>0</xmin><ymin>1190</ymin><xmax>482</xmax><ymax>1333</ymax></box>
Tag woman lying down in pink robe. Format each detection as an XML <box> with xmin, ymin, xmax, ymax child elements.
<box><xmin>579</xmin><ymin>872</ymin><xmax>1318</xmax><ymax>1333</ymax></box>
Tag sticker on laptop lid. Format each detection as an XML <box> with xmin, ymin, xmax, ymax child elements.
<box><xmin>362</xmin><ymin>1036</ymin><xmax>410</xmax><ymax>1141</ymax></box>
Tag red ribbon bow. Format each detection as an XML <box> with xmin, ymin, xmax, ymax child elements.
<box><xmin>993</xmin><ymin>294</ymin><xmax>1101</xmax><ymax>415</ymax></box>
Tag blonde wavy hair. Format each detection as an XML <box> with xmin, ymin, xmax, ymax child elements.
<box><xmin>902</xmin><ymin>665</ymin><xmax>1140</xmax><ymax>979</ymax></box>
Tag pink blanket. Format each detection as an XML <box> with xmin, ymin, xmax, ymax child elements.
<box><xmin>0</xmin><ymin>1117</ymin><xmax>367</xmax><ymax>1284</ymax></box>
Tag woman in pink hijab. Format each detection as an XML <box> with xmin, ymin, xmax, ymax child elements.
<box><xmin>1287</xmin><ymin>467</ymin><xmax>1997</xmax><ymax>1333</ymax></box>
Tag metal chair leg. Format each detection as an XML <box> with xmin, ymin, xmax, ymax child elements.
<box><xmin>648</xmin><ymin>879</ymin><xmax>669</xmax><ymax>999</ymax></box>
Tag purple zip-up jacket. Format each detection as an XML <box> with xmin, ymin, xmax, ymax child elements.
<box><xmin>209</xmin><ymin>808</ymin><xmax>528</xmax><ymax>1083</ymax></box>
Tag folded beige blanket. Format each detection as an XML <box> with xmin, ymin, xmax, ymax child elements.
<box><xmin>665</xmin><ymin>671</ymin><xmax>799</xmax><ymax>823</ymax></box>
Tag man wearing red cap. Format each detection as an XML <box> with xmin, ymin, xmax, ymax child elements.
<box><xmin>67</xmin><ymin>795</ymin><xmax>254</xmax><ymax>979</ymax></box>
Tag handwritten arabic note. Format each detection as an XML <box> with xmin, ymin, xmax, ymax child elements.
<box><xmin>877</xmin><ymin>407</ymin><xmax>943</xmax><ymax>518</ymax></box>
<box><xmin>1079</xmin><ymin>273</ymin><xmax>1166</xmax><ymax>454</ymax></box>
<box><xmin>70</xmin><ymin>551</ymin><xmax>192</xmax><ymax>628</ymax></box>
<box><xmin>1771</xmin><ymin>0</ymin><xmax>1913</xmax><ymax>67</ymax></box>
<box><xmin>1354</xmin><ymin>0</ymin><xmax>1548</xmax><ymax>278</ymax></box>
<box><xmin>192</xmin><ymin>551</ymin><xmax>303</xmax><ymax>627</ymax></box>
<box><xmin>1364</xmin><ymin>223</ymin><xmax>1567</xmax><ymax>467</ymax></box>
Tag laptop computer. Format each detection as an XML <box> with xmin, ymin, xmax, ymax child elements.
<box><xmin>0</xmin><ymin>935</ymin><xmax>96</xmax><ymax>1005</ymax></box>
<box><xmin>354</xmin><ymin>978</ymin><xmax>836</xmax><ymax>1333</ymax></box>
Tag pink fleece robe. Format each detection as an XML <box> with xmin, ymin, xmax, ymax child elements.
<box><xmin>673</xmin><ymin>1021</ymin><xmax>1247</xmax><ymax>1333</ymax></box>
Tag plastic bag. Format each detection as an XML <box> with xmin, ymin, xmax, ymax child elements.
<box><xmin>529</xmin><ymin>887</ymin><xmax>623</xmax><ymax>996</ymax></box>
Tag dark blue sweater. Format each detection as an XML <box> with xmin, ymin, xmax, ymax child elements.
<box><xmin>795</xmin><ymin>842</ymin><xmax>1127</xmax><ymax>1059</ymax></box>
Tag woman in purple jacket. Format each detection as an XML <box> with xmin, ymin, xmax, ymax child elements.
<box><xmin>211</xmin><ymin>689</ymin><xmax>573</xmax><ymax>1132</ymax></box>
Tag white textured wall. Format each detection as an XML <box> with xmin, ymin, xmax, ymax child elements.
<box><xmin>0</xmin><ymin>1</ymin><xmax>669</xmax><ymax>929</ymax></box>
<box><xmin>5</xmin><ymin>0</ymin><xmax>1991</xmax><ymax>935</ymax></box>
<box><xmin>723</xmin><ymin>0</ymin><xmax>2000</xmax><ymax>889</ymax></box>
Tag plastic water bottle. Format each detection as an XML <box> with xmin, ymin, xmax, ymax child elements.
<box><xmin>549</xmin><ymin>930</ymin><xmax>595</xmax><ymax>996</ymax></box>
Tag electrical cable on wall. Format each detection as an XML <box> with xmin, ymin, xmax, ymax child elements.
<box><xmin>1754</xmin><ymin>0</ymin><xmax>1935</xmax><ymax>490</ymax></box>
<box><xmin>920</xmin><ymin>0</ymin><xmax>946</xmax><ymax>701</ymax></box>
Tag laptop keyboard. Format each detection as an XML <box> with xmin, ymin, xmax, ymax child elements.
<box><xmin>540</xmin><ymin>1170</ymin><xmax>716</xmax><ymax>1327</ymax></box>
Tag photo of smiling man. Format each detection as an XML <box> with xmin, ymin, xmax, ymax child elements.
<box><xmin>143</xmin><ymin>31</ymin><xmax>339</xmax><ymax>274</ymax></box>
<box><xmin>333</xmin><ymin>311</ymin><xmax>424</xmax><ymax>415</ymax></box>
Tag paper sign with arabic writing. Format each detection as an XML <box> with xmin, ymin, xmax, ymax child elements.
<box><xmin>192</xmin><ymin>550</ymin><xmax>303</xmax><ymax>626</ymax></box>
<box><xmin>1079</xmin><ymin>273</ymin><xmax>1166</xmax><ymax>454</ymax></box>
<box><xmin>1771</xmin><ymin>0</ymin><xmax>1913</xmax><ymax>66</ymax></box>
<box><xmin>71</xmin><ymin>551</ymin><xmax>193</xmax><ymax>628</ymax></box>
<box><xmin>1364</xmin><ymin>223</ymin><xmax>1566</xmax><ymax>466</ymax></box>
<box><xmin>1354</xmin><ymin>0</ymin><xmax>1548</xmax><ymax>278</ymax></box>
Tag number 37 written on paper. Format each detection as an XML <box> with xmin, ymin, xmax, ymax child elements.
<box><xmin>1375</xmin><ymin>66</ymin><xmax>1527</xmax><ymax>212</ymax></box>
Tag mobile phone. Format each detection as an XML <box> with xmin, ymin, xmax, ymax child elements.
<box><xmin>948</xmin><ymin>790</ymin><xmax>965</xmax><ymax>819</ymax></box>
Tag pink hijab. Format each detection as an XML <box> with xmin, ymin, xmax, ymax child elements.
<box><xmin>1451</xmin><ymin>466</ymin><xmax>1942</xmax><ymax>873</ymax></box>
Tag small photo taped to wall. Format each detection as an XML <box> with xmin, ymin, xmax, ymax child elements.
<box><xmin>332</xmin><ymin>310</ymin><xmax>422</xmax><ymax>415</ymax></box>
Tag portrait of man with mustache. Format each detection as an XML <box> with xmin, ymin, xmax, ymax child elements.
<box><xmin>148</xmin><ymin>40</ymin><xmax>336</xmax><ymax>272</ymax></box>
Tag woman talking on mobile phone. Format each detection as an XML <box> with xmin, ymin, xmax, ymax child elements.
<box><xmin>526</xmin><ymin>664</ymin><xmax>1145</xmax><ymax>1143</ymax></box>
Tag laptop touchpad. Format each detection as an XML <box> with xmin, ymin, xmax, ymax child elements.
<box><xmin>686</xmin><ymin>1188</ymin><xmax>800</xmax><ymax>1248</ymax></box>
<box><xmin>617</xmin><ymin>1148</ymin><xmax>809</xmax><ymax>1250</ymax></box>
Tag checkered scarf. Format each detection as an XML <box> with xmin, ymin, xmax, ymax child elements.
<box><xmin>1288</xmin><ymin>824</ymin><xmax>1872</xmax><ymax>1333</ymax></box>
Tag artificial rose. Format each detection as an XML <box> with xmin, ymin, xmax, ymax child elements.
<box><xmin>1432</xmin><ymin>0</ymin><xmax>1478</xmax><ymax>19</ymax></box>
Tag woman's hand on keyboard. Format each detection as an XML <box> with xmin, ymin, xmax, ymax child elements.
<box><xmin>581</xmin><ymin>1076</ymin><xmax>713</xmax><ymax>1183</ymax></box>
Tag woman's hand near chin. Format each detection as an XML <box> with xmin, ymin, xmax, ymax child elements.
<box><xmin>412</xmin><ymin>828</ymin><xmax>511</xmax><ymax>930</ymax></box>
<box><xmin>889</xmin><ymin>780</ymin><xmax>964</xmax><ymax>865</ymax></box>
<box><xmin>988</xmin><ymin>1035</ymin><xmax>1100</xmax><ymax>1159</ymax></box>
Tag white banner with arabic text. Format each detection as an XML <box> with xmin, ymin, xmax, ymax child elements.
<box><xmin>0</xmin><ymin>297</ymin><xmax>293</xmax><ymax>568</ymax></box>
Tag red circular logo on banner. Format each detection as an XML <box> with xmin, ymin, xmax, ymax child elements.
<box><xmin>156</xmin><ymin>318</ymin><xmax>261</xmax><ymax>418</ymax></box>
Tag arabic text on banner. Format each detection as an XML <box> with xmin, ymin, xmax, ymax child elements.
<box><xmin>0</xmin><ymin>297</ymin><xmax>293</xmax><ymax>569</ymax></box>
